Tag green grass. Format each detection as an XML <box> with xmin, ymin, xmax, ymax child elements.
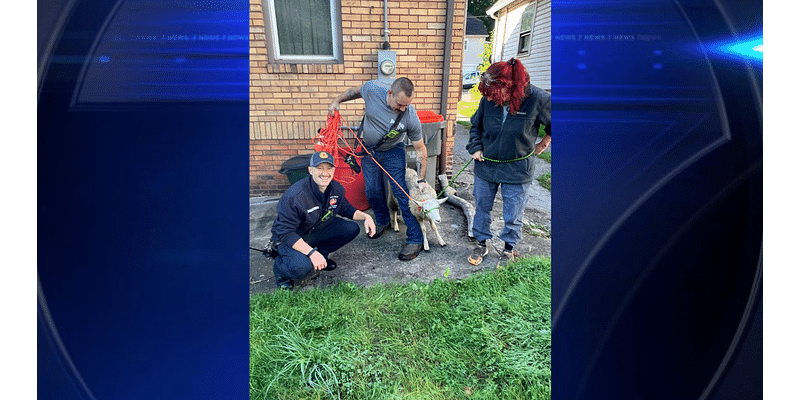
<box><xmin>523</xmin><ymin>224</ymin><xmax>551</xmax><ymax>239</ymax></box>
<box><xmin>536</xmin><ymin>172</ymin><xmax>551</xmax><ymax>191</ymax></box>
<box><xmin>250</xmin><ymin>257</ymin><xmax>551</xmax><ymax>400</ymax></box>
<box><xmin>536</xmin><ymin>151</ymin><xmax>551</xmax><ymax>163</ymax></box>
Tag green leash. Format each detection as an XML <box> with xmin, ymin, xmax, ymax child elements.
<box><xmin>436</xmin><ymin>150</ymin><xmax>536</xmax><ymax>198</ymax></box>
<box><xmin>481</xmin><ymin>149</ymin><xmax>537</xmax><ymax>163</ymax></box>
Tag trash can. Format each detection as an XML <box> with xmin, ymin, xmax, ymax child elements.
<box><xmin>278</xmin><ymin>154</ymin><xmax>312</xmax><ymax>184</ymax></box>
<box><xmin>405</xmin><ymin>111</ymin><xmax>445</xmax><ymax>187</ymax></box>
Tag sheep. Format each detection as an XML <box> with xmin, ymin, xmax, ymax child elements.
<box><xmin>387</xmin><ymin>168</ymin><xmax>447</xmax><ymax>251</ymax></box>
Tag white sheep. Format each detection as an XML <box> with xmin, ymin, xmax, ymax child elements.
<box><xmin>387</xmin><ymin>168</ymin><xmax>447</xmax><ymax>251</ymax></box>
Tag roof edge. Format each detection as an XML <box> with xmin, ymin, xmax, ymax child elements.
<box><xmin>486</xmin><ymin>0</ymin><xmax>515</xmax><ymax>17</ymax></box>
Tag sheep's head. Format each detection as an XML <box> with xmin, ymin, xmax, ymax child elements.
<box><xmin>413</xmin><ymin>197</ymin><xmax>448</xmax><ymax>223</ymax></box>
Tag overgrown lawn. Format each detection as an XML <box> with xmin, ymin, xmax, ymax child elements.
<box><xmin>250</xmin><ymin>257</ymin><xmax>551</xmax><ymax>400</ymax></box>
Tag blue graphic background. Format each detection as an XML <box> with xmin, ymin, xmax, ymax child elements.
<box><xmin>37</xmin><ymin>0</ymin><xmax>762</xmax><ymax>398</ymax></box>
<box><xmin>552</xmin><ymin>1</ymin><xmax>761</xmax><ymax>399</ymax></box>
<box><xmin>38</xmin><ymin>1</ymin><xmax>249</xmax><ymax>399</ymax></box>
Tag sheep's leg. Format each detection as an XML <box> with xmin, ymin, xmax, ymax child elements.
<box><xmin>420</xmin><ymin>218</ymin><xmax>430</xmax><ymax>251</ymax></box>
<box><xmin>391</xmin><ymin>209</ymin><xmax>400</xmax><ymax>231</ymax></box>
<box><xmin>429</xmin><ymin>220</ymin><xmax>446</xmax><ymax>247</ymax></box>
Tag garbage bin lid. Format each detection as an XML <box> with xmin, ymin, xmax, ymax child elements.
<box><xmin>279</xmin><ymin>154</ymin><xmax>313</xmax><ymax>174</ymax></box>
<box><xmin>417</xmin><ymin>110</ymin><xmax>444</xmax><ymax>123</ymax></box>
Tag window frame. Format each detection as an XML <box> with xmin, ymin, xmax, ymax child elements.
<box><xmin>263</xmin><ymin>0</ymin><xmax>344</xmax><ymax>64</ymax></box>
<box><xmin>517</xmin><ymin>2</ymin><xmax>538</xmax><ymax>56</ymax></box>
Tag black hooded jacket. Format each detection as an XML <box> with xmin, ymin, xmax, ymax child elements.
<box><xmin>466</xmin><ymin>84</ymin><xmax>551</xmax><ymax>184</ymax></box>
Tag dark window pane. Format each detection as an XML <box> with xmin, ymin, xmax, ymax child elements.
<box><xmin>274</xmin><ymin>0</ymin><xmax>333</xmax><ymax>56</ymax></box>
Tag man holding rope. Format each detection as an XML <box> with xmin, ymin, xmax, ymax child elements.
<box><xmin>467</xmin><ymin>59</ymin><xmax>551</xmax><ymax>265</ymax></box>
<box><xmin>328</xmin><ymin>77</ymin><xmax>429</xmax><ymax>261</ymax></box>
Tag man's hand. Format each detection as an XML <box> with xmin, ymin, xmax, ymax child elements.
<box><xmin>471</xmin><ymin>150</ymin><xmax>484</xmax><ymax>162</ymax></box>
<box><xmin>329</xmin><ymin>87</ymin><xmax>361</xmax><ymax>116</ymax></box>
<box><xmin>328</xmin><ymin>102</ymin><xmax>340</xmax><ymax>116</ymax></box>
<box><xmin>309</xmin><ymin>251</ymin><xmax>327</xmax><ymax>270</ymax></box>
<box><xmin>363</xmin><ymin>215</ymin><xmax>377</xmax><ymax>237</ymax></box>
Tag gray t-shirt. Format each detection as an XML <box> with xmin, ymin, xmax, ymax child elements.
<box><xmin>359</xmin><ymin>80</ymin><xmax>422</xmax><ymax>151</ymax></box>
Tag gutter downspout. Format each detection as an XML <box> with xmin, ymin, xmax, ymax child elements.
<box><xmin>383</xmin><ymin>0</ymin><xmax>390</xmax><ymax>49</ymax></box>
<box><xmin>438</xmin><ymin>0</ymin><xmax>455</xmax><ymax>179</ymax></box>
<box><xmin>486</xmin><ymin>4</ymin><xmax>500</xmax><ymax>64</ymax></box>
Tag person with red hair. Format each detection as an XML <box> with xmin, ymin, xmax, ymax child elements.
<box><xmin>466</xmin><ymin>58</ymin><xmax>551</xmax><ymax>265</ymax></box>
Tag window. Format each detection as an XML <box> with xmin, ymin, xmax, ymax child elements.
<box><xmin>264</xmin><ymin>0</ymin><xmax>342</xmax><ymax>63</ymax></box>
<box><xmin>517</xmin><ymin>3</ymin><xmax>537</xmax><ymax>55</ymax></box>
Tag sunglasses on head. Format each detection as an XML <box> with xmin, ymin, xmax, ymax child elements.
<box><xmin>479</xmin><ymin>73</ymin><xmax>494</xmax><ymax>86</ymax></box>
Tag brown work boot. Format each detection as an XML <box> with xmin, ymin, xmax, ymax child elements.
<box><xmin>398</xmin><ymin>243</ymin><xmax>423</xmax><ymax>261</ymax></box>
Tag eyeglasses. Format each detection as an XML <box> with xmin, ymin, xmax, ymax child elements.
<box><xmin>479</xmin><ymin>73</ymin><xmax>496</xmax><ymax>87</ymax></box>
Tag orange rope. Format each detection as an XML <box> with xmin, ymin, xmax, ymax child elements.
<box><xmin>336</xmin><ymin>113</ymin><xmax>418</xmax><ymax>204</ymax></box>
<box><xmin>317</xmin><ymin>111</ymin><xmax>419</xmax><ymax>203</ymax></box>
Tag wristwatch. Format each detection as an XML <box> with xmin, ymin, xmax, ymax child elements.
<box><xmin>306</xmin><ymin>247</ymin><xmax>317</xmax><ymax>257</ymax></box>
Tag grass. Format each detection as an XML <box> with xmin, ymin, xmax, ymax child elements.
<box><xmin>523</xmin><ymin>224</ymin><xmax>551</xmax><ymax>239</ymax></box>
<box><xmin>250</xmin><ymin>256</ymin><xmax>551</xmax><ymax>400</ymax></box>
<box><xmin>536</xmin><ymin>172</ymin><xmax>551</xmax><ymax>191</ymax></box>
<box><xmin>536</xmin><ymin>151</ymin><xmax>550</xmax><ymax>163</ymax></box>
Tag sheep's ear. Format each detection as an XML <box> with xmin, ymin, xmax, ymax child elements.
<box><xmin>438</xmin><ymin>198</ymin><xmax>447</xmax><ymax>205</ymax></box>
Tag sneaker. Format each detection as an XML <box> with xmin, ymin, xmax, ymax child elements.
<box><xmin>398</xmin><ymin>243</ymin><xmax>423</xmax><ymax>261</ymax></box>
<box><xmin>370</xmin><ymin>224</ymin><xmax>390</xmax><ymax>239</ymax></box>
<box><xmin>501</xmin><ymin>249</ymin><xmax>521</xmax><ymax>263</ymax></box>
<box><xmin>276</xmin><ymin>279</ymin><xmax>294</xmax><ymax>290</ymax></box>
<box><xmin>322</xmin><ymin>258</ymin><xmax>337</xmax><ymax>271</ymax></box>
<box><xmin>468</xmin><ymin>242</ymin><xmax>488</xmax><ymax>265</ymax></box>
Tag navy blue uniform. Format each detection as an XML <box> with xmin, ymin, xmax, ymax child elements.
<box><xmin>271</xmin><ymin>176</ymin><xmax>360</xmax><ymax>286</ymax></box>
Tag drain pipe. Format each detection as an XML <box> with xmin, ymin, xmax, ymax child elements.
<box><xmin>383</xmin><ymin>0</ymin><xmax>390</xmax><ymax>49</ymax></box>
<box><xmin>438</xmin><ymin>0</ymin><xmax>455</xmax><ymax>179</ymax></box>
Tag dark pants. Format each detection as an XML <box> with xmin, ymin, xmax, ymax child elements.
<box><xmin>361</xmin><ymin>144</ymin><xmax>423</xmax><ymax>244</ymax></box>
<box><xmin>272</xmin><ymin>217</ymin><xmax>360</xmax><ymax>286</ymax></box>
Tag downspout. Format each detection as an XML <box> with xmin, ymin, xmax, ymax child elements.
<box><xmin>383</xmin><ymin>0</ymin><xmax>390</xmax><ymax>49</ymax></box>
<box><xmin>487</xmin><ymin>6</ymin><xmax>499</xmax><ymax>63</ymax></box>
<box><xmin>438</xmin><ymin>0</ymin><xmax>455</xmax><ymax>178</ymax></box>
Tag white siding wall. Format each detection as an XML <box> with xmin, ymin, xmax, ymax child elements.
<box><xmin>491</xmin><ymin>0</ymin><xmax>551</xmax><ymax>91</ymax></box>
<box><xmin>463</xmin><ymin>36</ymin><xmax>486</xmax><ymax>72</ymax></box>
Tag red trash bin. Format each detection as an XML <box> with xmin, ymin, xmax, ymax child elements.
<box><xmin>333</xmin><ymin>149</ymin><xmax>370</xmax><ymax>211</ymax></box>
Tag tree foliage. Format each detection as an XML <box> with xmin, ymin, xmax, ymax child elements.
<box><xmin>468</xmin><ymin>0</ymin><xmax>496</xmax><ymax>35</ymax></box>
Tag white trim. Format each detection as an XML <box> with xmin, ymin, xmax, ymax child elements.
<box><xmin>487</xmin><ymin>0</ymin><xmax>515</xmax><ymax>17</ymax></box>
<box><xmin>266</xmin><ymin>0</ymin><xmax>340</xmax><ymax>62</ymax></box>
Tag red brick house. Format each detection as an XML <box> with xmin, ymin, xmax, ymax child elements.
<box><xmin>250</xmin><ymin>0</ymin><xmax>468</xmax><ymax>196</ymax></box>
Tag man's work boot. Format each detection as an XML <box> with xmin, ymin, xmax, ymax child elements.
<box><xmin>398</xmin><ymin>243</ymin><xmax>423</xmax><ymax>261</ymax></box>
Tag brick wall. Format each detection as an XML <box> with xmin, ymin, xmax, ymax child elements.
<box><xmin>251</xmin><ymin>0</ymin><xmax>467</xmax><ymax>196</ymax></box>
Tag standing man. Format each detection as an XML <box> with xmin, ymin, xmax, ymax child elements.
<box><xmin>328</xmin><ymin>77</ymin><xmax>429</xmax><ymax>261</ymax></box>
<box><xmin>271</xmin><ymin>151</ymin><xmax>377</xmax><ymax>289</ymax></box>
<box><xmin>466</xmin><ymin>59</ymin><xmax>551</xmax><ymax>265</ymax></box>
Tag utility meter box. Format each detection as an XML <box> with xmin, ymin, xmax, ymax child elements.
<box><xmin>377</xmin><ymin>50</ymin><xmax>396</xmax><ymax>81</ymax></box>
